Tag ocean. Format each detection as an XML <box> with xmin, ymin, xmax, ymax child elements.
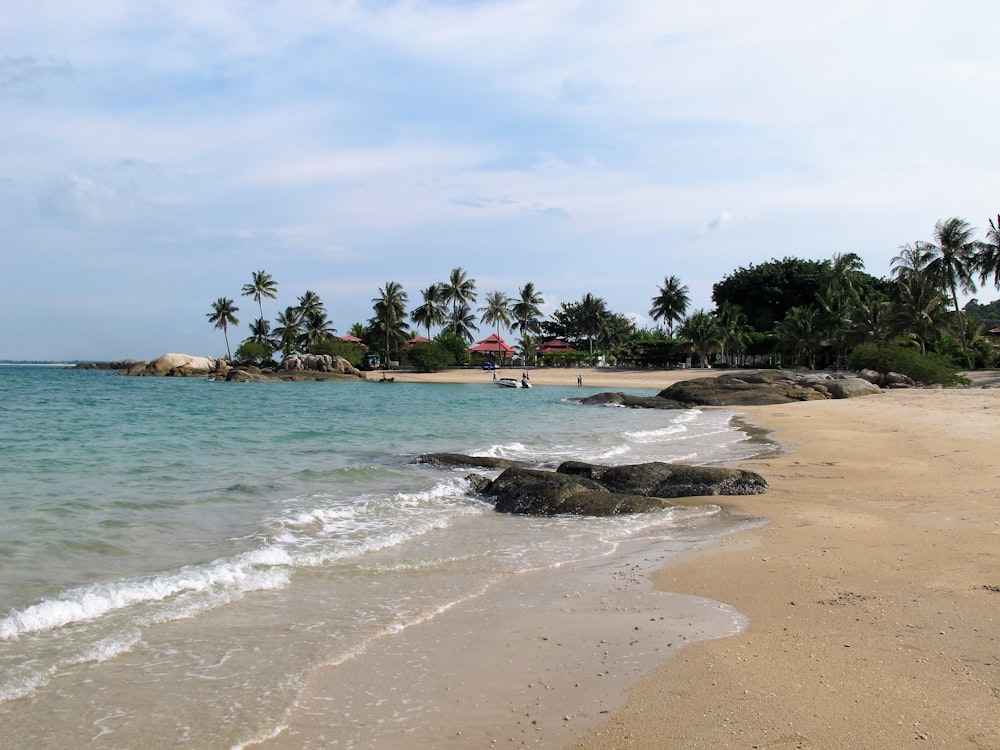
<box><xmin>0</xmin><ymin>365</ymin><xmax>766</xmax><ymax>748</ymax></box>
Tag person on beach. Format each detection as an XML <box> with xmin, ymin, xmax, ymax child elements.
<box><xmin>577</xmin><ymin>374</ymin><xmax>583</xmax><ymax>386</ymax></box>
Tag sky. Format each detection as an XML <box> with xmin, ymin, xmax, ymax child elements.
<box><xmin>3</xmin><ymin>0</ymin><xmax>1000</xmax><ymax>360</ymax></box>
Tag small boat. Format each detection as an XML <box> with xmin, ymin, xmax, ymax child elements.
<box><xmin>495</xmin><ymin>377</ymin><xmax>521</xmax><ymax>388</ymax></box>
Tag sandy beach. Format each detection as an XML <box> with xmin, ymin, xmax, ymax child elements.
<box><xmin>278</xmin><ymin>367</ymin><xmax>1000</xmax><ymax>748</ymax></box>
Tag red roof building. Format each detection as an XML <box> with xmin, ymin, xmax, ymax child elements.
<box><xmin>469</xmin><ymin>333</ymin><xmax>517</xmax><ymax>359</ymax></box>
<box><xmin>536</xmin><ymin>338</ymin><xmax>574</xmax><ymax>355</ymax></box>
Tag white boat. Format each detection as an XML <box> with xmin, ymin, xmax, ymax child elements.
<box><xmin>496</xmin><ymin>376</ymin><xmax>532</xmax><ymax>388</ymax></box>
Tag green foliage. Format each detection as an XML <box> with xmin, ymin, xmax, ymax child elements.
<box><xmin>846</xmin><ymin>343</ymin><xmax>970</xmax><ymax>386</ymax></box>
<box><xmin>622</xmin><ymin>335</ymin><xmax>689</xmax><ymax>367</ymax></box>
<box><xmin>234</xmin><ymin>340</ymin><xmax>274</xmax><ymax>366</ymax></box>
<box><xmin>963</xmin><ymin>297</ymin><xmax>1000</xmax><ymax>321</ymax></box>
<box><xmin>712</xmin><ymin>257</ymin><xmax>829</xmax><ymax>332</ymax></box>
<box><xmin>435</xmin><ymin>331</ymin><xmax>471</xmax><ymax>365</ymax></box>
<box><xmin>311</xmin><ymin>338</ymin><xmax>365</xmax><ymax>366</ymax></box>
<box><xmin>406</xmin><ymin>342</ymin><xmax>455</xmax><ymax>372</ymax></box>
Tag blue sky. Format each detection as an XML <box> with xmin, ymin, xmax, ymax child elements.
<box><xmin>3</xmin><ymin>1</ymin><xmax>1000</xmax><ymax>360</ymax></box>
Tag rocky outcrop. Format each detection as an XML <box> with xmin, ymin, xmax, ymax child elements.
<box><xmin>479</xmin><ymin>460</ymin><xmax>769</xmax><ymax>516</ymax></box>
<box><xmin>280</xmin><ymin>354</ymin><xmax>361</xmax><ymax>376</ymax></box>
<box><xmin>577</xmin><ymin>370</ymin><xmax>887</xmax><ymax>409</ymax></box>
<box><xmin>116</xmin><ymin>353</ymin><xmax>223</xmax><ymax>377</ymax></box>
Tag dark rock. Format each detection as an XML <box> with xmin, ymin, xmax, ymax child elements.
<box><xmin>413</xmin><ymin>453</ymin><xmax>530</xmax><ymax>469</ymax></box>
<box><xmin>576</xmin><ymin>392</ymin><xmax>692</xmax><ymax>409</ymax></box>
<box><xmin>464</xmin><ymin>474</ymin><xmax>493</xmax><ymax>494</ymax></box>
<box><xmin>481</xmin><ymin>460</ymin><xmax>769</xmax><ymax>515</ymax></box>
<box><xmin>483</xmin><ymin>467</ymin><xmax>609</xmax><ymax>514</ymax></box>
<box><xmin>658</xmin><ymin>371</ymin><xmax>829</xmax><ymax>406</ymax></box>
<box><xmin>557</xmin><ymin>460</ymin><xmax>769</xmax><ymax>498</ymax></box>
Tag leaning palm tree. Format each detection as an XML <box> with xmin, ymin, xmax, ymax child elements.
<box><xmin>976</xmin><ymin>214</ymin><xmax>1000</xmax><ymax>289</ymax></box>
<box><xmin>441</xmin><ymin>267</ymin><xmax>477</xmax><ymax>324</ymax></box>
<box><xmin>241</xmin><ymin>270</ymin><xmax>278</xmax><ymax>322</ymax></box>
<box><xmin>649</xmin><ymin>275</ymin><xmax>690</xmax><ymax>337</ymax></box>
<box><xmin>410</xmin><ymin>284</ymin><xmax>448</xmax><ymax>340</ymax></box>
<box><xmin>372</xmin><ymin>281</ymin><xmax>408</xmax><ymax>365</ymax></box>
<box><xmin>512</xmin><ymin>282</ymin><xmax>544</xmax><ymax>338</ymax></box>
<box><xmin>207</xmin><ymin>297</ymin><xmax>239</xmax><ymax>361</ymax></box>
<box><xmin>918</xmin><ymin>217</ymin><xmax>982</xmax><ymax>363</ymax></box>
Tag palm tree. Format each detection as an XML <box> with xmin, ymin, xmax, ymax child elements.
<box><xmin>512</xmin><ymin>282</ymin><xmax>544</xmax><ymax>338</ymax></box>
<box><xmin>207</xmin><ymin>297</ymin><xmax>239</xmax><ymax>361</ymax></box>
<box><xmin>372</xmin><ymin>281</ymin><xmax>408</xmax><ymax>365</ymax></box>
<box><xmin>479</xmin><ymin>290</ymin><xmax>514</xmax><ymax>364</ymax></box>
<box><xmin>248</xmin><ymin>317</ymin><xmax>275</xmax><ymax>346</ymax></box>
<box><xmin>776</xmin><ymin>305</ymin><xmax>823</xmax><ymax>369</ymax></box>
<box><xmin>300</xmin><ymin>308</ymin><xmax>337</xmax><ymax>352</ymax></box>
<box><xmin>976</xmin><ymin>214</ymin><xmax>1000</xmax><ymax>289</ymax></box>
<box><xmin>241</xmin><ymin>270</ymin><xmax>278</xmax><ymax>322</ymax></box>
<box><xmin>678</xmin><ymin>309</ymin><xmax>721</xmax><ymax>368</ymax></box>
<box><xmin>296</xmin><ymin>290</ymin><xmax>324</xmax><ymax>320</ymax></box>
<box><xmin>919</xmin><ymin>218</ymin><xmax>982</xmax><ymax>361</ymax></box>
<box><xmin>578</xmin><ymin>293</ymin><xmax>609</xmax><ymax>357</ymax></box>
<box><xmin>716</xmin><ymin>302</ymin><xmax>749</xmax><ymax>367</ymax></box>
<box><xmin>889</xmin><ymin>272</ymin><xmax>949</xmax><ymax>355</ymax></box>
<box><xmin>441</xmin><ymin>267</ymin><xmax>477</xmax><ymax>324</ymax></box>
<box><xmin>649</xmin><ymin>275</ymin><xmax>690</xmax><ymax>337</ymax></box>
<box><xmin>410</xmin><ymin>284</ymin><xmax>447</xmax><ymax>340</ymax></box>
<box><xmin>274</xmin><ymin>306</ymin><xmax>303</xmax><ymax>358</ymax></box>
<box><xmin>445</xmin><ymin>302</ymin><xmax>479</xmax><ymax>342</ymax></box>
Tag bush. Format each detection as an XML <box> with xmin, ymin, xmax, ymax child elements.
<box><xmin>407</xmin><ymin>342</ymin><xmax>455</xmax><ymax>372</ymax></box>
<box><xmin>310</xmin><ymin>338</ymin><xmax>365</xmax><ymax>367</ymax></box>
<box><xmin>234</xmin><ymin>340</ymin><xmax>274</xmax><ymax>366</ymax></box>
<box><xmin>846</xmin><ymin>343</ymin><xmax>970</xmax><ymax>386</ymax></box>
<box><xmin>435</xmin><ymin>331</ymin><xmax>471</xmax><ymax>365</ymax></box>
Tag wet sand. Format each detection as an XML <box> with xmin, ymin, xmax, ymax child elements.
<box><xmin>276</xmin><ymin>367</ymin><xmax>1000</xmax><ymax>748</ymax></box>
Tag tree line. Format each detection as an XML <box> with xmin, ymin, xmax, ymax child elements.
<box><xmin>207</xmin><ymin>215</ymin><xmax>1000</xmax><ymax>380</ymax></box>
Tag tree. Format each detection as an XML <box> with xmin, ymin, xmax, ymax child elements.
<box><xmin>512</xmin><ymin>282</ymin><xmax>544</xmax><ymax>338</ymax></box>
<box><xmin>479</xmin><ymin>290</ymin><xmax>515</xmax><ymax>365</ymax></box>
<box><xmin>649</xmin><ymin>275</ymin><xmax>690</xmax><ymax>337</ymax></box>
<box><xmin>913</xmin><ymin>218</ymin><xmax>982</xmax><ymax>364</ymax></box>
<box><xmin>207</xmin><ymin>297</ymin><xmax>239</xmax><ymax>361</ymax></box>
<box><xmin>300</xmin><ymin>307</ymin><xmax>337</xmax><ymax>352</ymax></box>
<box><xmin>712</xmin><ymin>257</ymin><xmax>829</xmax><ymax>332</ymax></box>
<box><xmin>445</xmin><ymin>301</ymin><xmax>479</xmax><ymax>342</ymax></box>
<box><xmin>241</xmin><ymin>270</ymin><xmax>278</xmax><ymax>322</ymax></box>
<box><xmin>976</xmin><ymin>214</ymin><xmax>1000</xmax><ymax>289</ymax></box>
<box><xmin>411</xmin><ymin>284</ymin><xmax>447</xmax><ymax>340</ymax></box>
<box><xmin>678</xmin><ymin>309</ymin><xmax>720</xmax><ymax>367</ymax></box>
<box><xmin>775</xmin><ymin>305</ymin><xmax>823</xmax><ymax>369</ymax></box>
<box><xmin>578</xmin><ymin>293</ymin><xmax>610</xmax><ymax>357</ymax></box>
<box><xmin>716</xmin><ymin>302</ymin><xmax>750</xmax><ymax>366</ymax></box>
<box><xmin>372</xmin><ymin>281</ymin><xmax>408</xmax><ymax>365</ymax></box>
<box><xmin>441</xmin><ymin>267</ymin><xmax>477</xmax><ymax>325</ymax></box>
<box><xmin>274</xmin><ymin>306</ymin><xmax>303</xmax><ymax>358</ymax></box>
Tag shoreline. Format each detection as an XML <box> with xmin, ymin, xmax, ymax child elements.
<box><xmin>266</xmin><ymin>367</ymin><xmax>1000</xmax><ymax>748</ymax></box>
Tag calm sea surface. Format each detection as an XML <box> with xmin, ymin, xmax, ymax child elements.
<box><xmin>0</xmin><ymin>365</ymin><xmax>764</xmax><ymax>748</ymax></box>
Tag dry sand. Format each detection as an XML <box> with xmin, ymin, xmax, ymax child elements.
<box><xmin>291</xmin><ymin>367</ymin><xmax>1000</xmax><ymax>748</ymax></box>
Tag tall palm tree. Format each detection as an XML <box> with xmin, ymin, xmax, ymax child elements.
<box><xmin>479</xmin><ymin>290</ymin><xmax>514</xmax><ymax>364</ymax></box>
<box><xmin>248</xmin><ymin>317</ymin><xmax>275</xmax><ymax>346</ymax></box>
<box><xmin>512</xmin><ymin>282</ymin><xmax>544</xmax><ymax>338</ymax></box>
<box><xmin>889</xmin><ymin>272</ymin><xmax>948</xmax><ymax>355</ymax></box>
<box><xmin>241</xmin><ymin>270</ymin><xmax>278</xmax><ymax>322</ymax></box>
<box><xmin>578</xmin><ymin>293</ymin><xmax>609</xmax><ymax>357</ymax></box>
<box><xmin>274</xmin><ymin>306</ymin><xmax>303</xmax><ymax>358</ymax></box>
<box><xmin>207</xmin><ymin>297</ymin><xmax>239</xmax><ymax>361</ymax></box>
<box><xmin>445</xmin><ymin>301</ymin><xmax>479</xmax><ymax>343</ymax></box>
<box><xmin>372</xmin><ymin>281</ymin><xmax>408</xmax><ymax>365</ymax></box>
<box><xmin>649</xmin><ymin>275</ymin><xmax>690</xmax><ymax>337</ymax></box>
<box><xmin>410</xmin><ymin>284</ymin><xmax>447</xmax><ymax>340</ymax></box>
<box><xmin>919</xmin><ymin>218</ymin><xmax>981</xmax><ymax>360</ymax></box>
<box><xmin>441</xmin><ymin>267</ymin><xmax>477</xmax><ymax>324</ymax></box>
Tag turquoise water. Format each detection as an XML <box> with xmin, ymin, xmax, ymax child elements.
<box><xmin>0</xmin><ymin>365</ymin><xmax>762</xmax><ymax>748</ymax></box>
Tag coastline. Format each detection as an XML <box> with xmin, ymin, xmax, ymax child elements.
<box><xmin>266</xmin><ymin>367</ymin><xmax>1000</xmax><ymax>748</ymax></box>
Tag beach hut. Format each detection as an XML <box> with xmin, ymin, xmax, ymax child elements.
<box><xmin>535</xmin><ymin>339</ymin><xmax>573</xmax><ymax>356</ymax></box>
<box><xmin>469</xmin><ymin>333</ymin><xmax>516</xmax><ymax>363</ymax></box>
